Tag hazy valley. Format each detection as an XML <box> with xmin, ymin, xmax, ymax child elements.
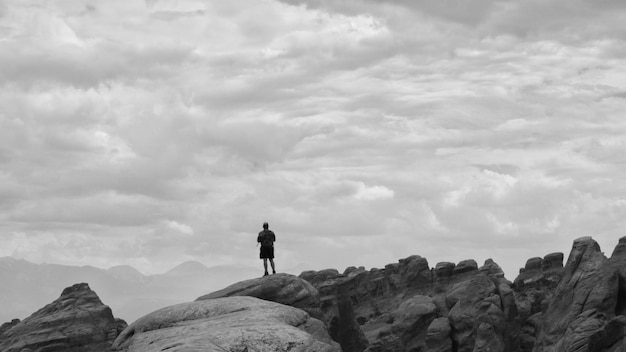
<box><xmin>0</xmin><ymin>257</ymin><xmax>262</xmax><ymax>323</ymax></box>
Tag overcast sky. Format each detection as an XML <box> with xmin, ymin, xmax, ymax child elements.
<box><xmin>1</xmin><ymin>0</ymin><xmax>626</xmax><ymax>279</ymax></box>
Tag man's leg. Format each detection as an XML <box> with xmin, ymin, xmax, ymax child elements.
<box><xmin>269</xmin><ymin>259</ymin><xmax>276</xmax><ymax>274</ymax></box>
<box><xmin>263</xmin><ymin>258</ymin><xmax>269</xmax><ymax>275</ymax></box>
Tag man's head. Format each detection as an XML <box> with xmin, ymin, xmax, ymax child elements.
<box><xmin>263</xmin><ymin>222</ymin><xmax>269</xmax><ymax>229</ymax></box>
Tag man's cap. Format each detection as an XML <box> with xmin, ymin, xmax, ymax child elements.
<box><xmin>263</xmin><ymin>222</ymin><xmax>269</xmax><ymax>228</ymax></box>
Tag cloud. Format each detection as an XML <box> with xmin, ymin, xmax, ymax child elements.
<box><xmin>354</xmin><ymin>182</ymin><xmax>394</xmax><ymax>201</ymax></box>
<box><xmin>1</xmin><ymin>0</ymin><xmax>626</xmax><ymax>280</ymax></box>
<box><xmin>276</xmin><ymin>0</ymin><xmax>497</xmax><ymax>26</ymax></box>
<box><xmin>163</xmin><ymin>220</ymin><xmax>194</xmax><ymax>236</ymax></box>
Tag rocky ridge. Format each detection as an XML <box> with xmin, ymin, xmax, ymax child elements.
<box><xmin>4</xmin><ymin>236</ymin><xmax>626</xmax><ymax>352</ymax></box>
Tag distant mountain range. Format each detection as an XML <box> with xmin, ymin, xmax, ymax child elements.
<box><xmin>0</xmin><ymin>257</ymin><xmax>270</xmax><ymax>323</ymax></box>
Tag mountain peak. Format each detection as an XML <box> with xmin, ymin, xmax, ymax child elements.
<box><xmin>165</xmin><ymin>261</ymin><xmax>210</xmax><ymax>276</ymax></box>
<box><xmin>107</xmin><ymin>265</ymin><xmax>147</xmax><ymax>282</ymax></box>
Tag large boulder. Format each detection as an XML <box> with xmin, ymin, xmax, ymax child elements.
<box><xmin>112</xmin><ymin>296</ymin><xmax>340</xmax><ymax>352</ymax></box>
<box><xmin>301</xmin><ymin>269</ymin><xmax>343</xmax><ymax>286</ymax></box>
<box><xmin>397</xmin><ymin>255</ymin><xmax>432</xmax><ymax>288</ymax></box>
<box><xmin>425</xmin><ymin>317</ymin><xmax>453</xmax><ymax>352</ymax></box>
<box><xmin>0</xmin><ymin>283</ymin><xmax>126</xmax><ymax>352</ymax></box>
<box><xmin>514</xmin><ymin>253</ymin><xmax>564</xmax><ymax>288</ymax></box>
<box><xmin>474</xmin><ymin>322</ymin><xmax>505</xmax><ymax>352</ymax></box>
<box><xmin>434</xmin><ymin>262</ymin><xmax>456</xmax><ymax>282</ymax></box>
<box><xmin>391</xmin><ymin>295</ymin><xmax>438</xmax><ymax>351</ymax></box>
<box><xmin>196</xmin><ymin>273</ymin><xmax>320</xmax><ymax>310</ymax></box>
<box><xmin>479</xmin><ymin>259</ymin><xmax>505</xmax><ymax>279</ymax></box>
<box><xmin>453</xmin><ymin>259</ymin><xmax>478</xmax><ymax>276</ymax></box>
<box><xmin>541</xmin><ymin>253</ymin><xmax>564</xmax><ymax>271</ymax></box>
<box><xmin>446</xmin><ymin>274</ymin><xmax>503</xmax><ymax>352</ymax></box>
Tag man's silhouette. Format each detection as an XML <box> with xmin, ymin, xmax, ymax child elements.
<box><xmin>257</xmin><ymin>222</ymin><xmax>276</xmax><ymax>276</ymax></box>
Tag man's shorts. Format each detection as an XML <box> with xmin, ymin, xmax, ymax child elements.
<box><xmin>260</xmin><ymin>246</ymin><xmax>274</xmax><ymax>259</ymax></box>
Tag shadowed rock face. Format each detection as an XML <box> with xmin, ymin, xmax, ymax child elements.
<box><xmin>0</xmin><ymin>283</ymin><xmax>127</xmax><ymax>352</ymax></box>
<box><xmin>112</xmin><ymin>296</ymin><xmax>341</xmax><ymax>352</ymax></box>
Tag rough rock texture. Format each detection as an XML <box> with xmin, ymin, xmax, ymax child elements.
<box><xmin>425</xmin><ymin>317</ymin><xmax>452</xmax><ymax>352</ymax></box>
<box><xmin>480</xmin><ymin>258</ymin><xmax>506</xmax><ymax>278</ymax></box>
<box><xmin>196</xmin><ymin>273</ymin><xmax>320</xmax><ymax>310</ymax></box>
<box><xmin>391</xmin><ymin>295</ymin><xmax>437</xmax><ymax>351</ymax></box>
<box><xmin>609</xmin><ymin>236</ymin><xmax>626</xmax><ymax>317</ymax></box>
<box><xmin>513</xmin><ymin>251</ymin><xmax>566</xmax><ymax>352</ymax></box>
<box><xmin>588</xmin><ymin>315</ymin><xmax>626</xmax><ymax>352</ymax></box>
<box><xmin>454</xmin><ymin>259</ymin><xmax>478</xmax><ymax>275</ymax></box>
<box><xmin>542</xmin><ymin>253</ymin><xmax>564</xmax><ymax>271</ymax></box>
<box><xmin>301</xmin><ymin>257</ymin><xmax>515</xmax><ymax>352</ymax></box>
<box><xmin>532</xmin><ymin>237</ymin><xmax>619</xmax><ymax>352</ymax></box>
<box><xmin>299</xmin><ymin>237</ymin><xmax>626</xmax><ymax>352</ymax></box>
<box><xmin>0</xmin><ymin>283</ymin><xmax>127</xmax><ymax>352</ymax></box>
<box><xmin>446</xmin><ymin>274</ymin><xmax>504</xmax><ymax>352</ymax></box>
<box><xmin>301</xmin><ymin>269</ymin><xmax>343</xmax><ymax>286</ymax></box>
<box><xmin>433</xmin><ymin>262</ymin><xmax>456</xmax><ymax>282</ymax></box>
<box><xmin>112</xmin><ymin>296</ymin><xmax>341</xmax><ymax>352</ymax></box>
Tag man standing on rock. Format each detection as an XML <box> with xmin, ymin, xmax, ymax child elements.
<box><xmin>257</xmin><ymin>222</ymin><xmax>276</xmax><ymax>276</ymax></box>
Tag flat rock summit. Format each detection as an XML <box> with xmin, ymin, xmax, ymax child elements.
<box><xmin>3</xmin><ymin>236</ymin><xmax>626</xmax><ymax>352</ymax></box>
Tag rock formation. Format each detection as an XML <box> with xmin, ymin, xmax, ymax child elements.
<box><xmin>112</xmin><ymin>296</ymin><xmax>341</xmax><ymax>352</ymax></box>
<box><xmin>299</xmin><ymin>256</ymin><xmax>516</xmax><ymax>352</ymax></box>
<box><xmin>425</xmin><ymin>317</ymin><xmax>453</xmax><ymax>352</ymax></box>
<box><xmin>294</xmin><ymin>236</ymin><xmax>626</xmax><ymax>352</ymax></box>
<box><xmin>530</xmin><ymin>237</ymin><xmax>626</xmax><ymax>352</ymax></box>
<box><xmin>0</xmin><ymin>282</ymin><xmax>127</xmax><ymax>352</ymax></box>
<box><xmin>6</xmin><ymin>236</ymin><xmax>626</xmax><ymax>352</ymax></box>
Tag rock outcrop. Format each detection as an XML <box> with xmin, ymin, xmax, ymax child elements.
<box><xmin>196</xmin><ymin>273</ymin><xmax>320</xmax><ymax>310</ymax></box>
<box><xmin>391</xmin><ymin>295</ymin><xmax>437</xmax><ymax>351</ymax></box>
<box><xmin>293</xmin><ymin>236</ymin><xmax>623</xmax><ymax>352</ymax></box>
<box><xmin>112</xmin><ymin>296</ymin><xmax>341</xmax><ymax>352</ymax></box>
<box><xmin>0</xmin><ymin>282</ymin><xmax>127</xmax><ymax>352</ymax></box>
<box><xmin>300</xmin><ymin>256</ymin><xmax>515</xmax><ymax>352</ymax></box>
<box><xmin>530</xmin><ymin>236</ymin><xmax>626</xmax><ymax>352</ymax></box>
<box><xmin>425</xmin><ymin>317</ymin><xmax>453</xmax><ymax>352</ymax></box>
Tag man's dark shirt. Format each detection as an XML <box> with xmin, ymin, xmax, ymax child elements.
<box><xmin>257</xmin><ymin>230</ymin><xmax>276</xmax><ymax>248</ymax></box>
